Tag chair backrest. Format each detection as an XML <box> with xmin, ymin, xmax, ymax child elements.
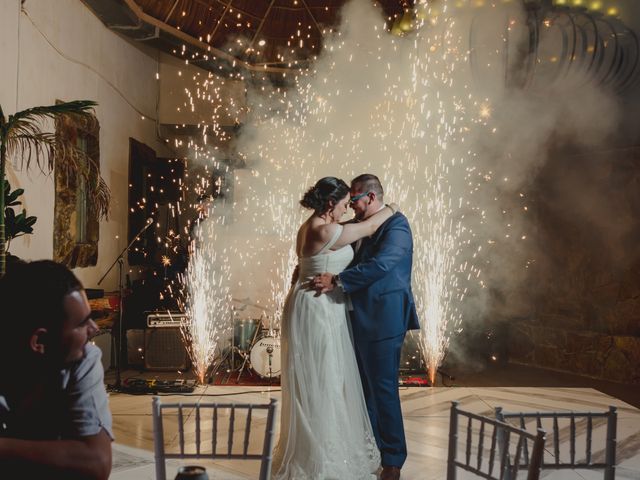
<box><xmin>447</xmin><ymin>401</ymin><xmax>546</xmax><ymax>480</ymax></box>
<box><xmin>495</xmin><ymin>405</ymin><xmax>617</xmax><ymax>480</ymax></box>
<box><xmin>152</xmin><ymin>396</ymin><xmax>278</xmax><ymax>480</ymax></box>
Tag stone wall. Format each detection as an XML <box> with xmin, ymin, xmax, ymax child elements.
<box><xmin>506</xmin><ymin>146</ymin><xmax>640</xmax><ymax>383</ymax></box>
<box><xmin>509</xmin><ymin>322</ymin><xmax>640</xmax><ymax>383</ymax></box>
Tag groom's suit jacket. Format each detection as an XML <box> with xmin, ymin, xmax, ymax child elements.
<box><xmin>337</xmin><ymin>212</ymin><xmax>420</xmax><ymax>341</ymax></box>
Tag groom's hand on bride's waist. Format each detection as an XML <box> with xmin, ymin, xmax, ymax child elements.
<box><xmin>309</xmin><ymin>273</ymin><xmax>336</xmax><ymax>295</ymax></box>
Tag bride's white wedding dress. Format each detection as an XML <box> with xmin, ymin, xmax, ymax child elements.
<box><xmin>272</xmin><ymin>225</ymin><xmax>380</xmax><ymax>480</ymax></box>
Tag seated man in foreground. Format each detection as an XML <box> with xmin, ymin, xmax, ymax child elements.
<box><xmin>0</xmin><ymin>260</ymin><xmax>113</xmax><ymax>479</ymax></box>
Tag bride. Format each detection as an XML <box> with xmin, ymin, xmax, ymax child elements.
<box><xmin>272</xmin><ymin>177</ymin><xmax>397</xmax><ymax>479</ymax></box>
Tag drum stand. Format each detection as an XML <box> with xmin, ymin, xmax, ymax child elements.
<box><xmin>265</xmin><ymin>345</ymin><xmax>275</xmax><ymax>384</ymax></box>
<box><xmin>265</xmin><ymin>315</ymin><xmax>280</xmax><ymax>384</ymax></box>
<box><xmin>209</xmin><ymin>340</ymin><xmax>231</xmax><ymax>384</ymax></box>
<box><xmin>212</xmin><ymin>317</ymin><xmax>264</xmax><ymax>384</ymax></box>
<box><xmin>235</xmin><ymin>324</ymin><xmax>262</xmax><ymax>382</ymax></box>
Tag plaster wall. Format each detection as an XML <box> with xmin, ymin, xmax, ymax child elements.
<box><xmin>0</xmin><ymin>0</ymin><xmax>171</xmax><ymax>290</ymax></box>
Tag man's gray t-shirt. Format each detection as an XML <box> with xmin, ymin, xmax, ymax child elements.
<box><xmin>0</xmin><ymin>344</ymin><xmax>113</xmax><ymax>441</ymax></box>
<box><xmin>60</xmin><ymin>343</ymin><xmax>114</xmax><ymax>439</ymax></box>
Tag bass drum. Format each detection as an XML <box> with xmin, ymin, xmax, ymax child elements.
<box><xmin>250</xmin><ymin>334</ymin><xmax>281</xmax><ymax>378</ymax></box>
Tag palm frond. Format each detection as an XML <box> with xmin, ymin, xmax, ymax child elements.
<box><xmin>92</xmin><ymin>177</ymin><xmax>111</xmax><ymax>220</ymax></box>
<box><xmin>5</xmin><ymin>101</ymin><xmax>93</xmax><ymax>161</ymax></box>
<box><xmin>56</xmin><ymin>164</ymin><xmax>111</xmax><ymax>219</ymax></box>
<box><xmin>54</xmin><ymin>137</ymin><xmax>111</xmax><ymax>220</ymax></box>
<box><xmin>8</xmin><ymin>100</ymin><xmax>97</xmax><ymax>126</ymax></box>
<box><xmin>6</xmin><ymin>131</ymin><xmax>57</xmax><ymax>173</ymax></box>
<box><xmin>1</xmin><ymin>99</ymin><xmax>109</xmax><ymax>220</ymax></box>
<box><xmin>3</xmin><ymin>101</ymin><xmax>97</xmax><ymax>167</ymax></box>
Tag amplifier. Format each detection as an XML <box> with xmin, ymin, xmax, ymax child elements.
<box><xmin>144</xmin><ymin>327</ymin><xmax>189</xmax><ymax>371</ymax></box>
<box><xmin>126</xmin><ymin>329</ymin><xmax>145</xmax><ymax>367</ymax></box>
<box><xmin>146</xmin><ymin>312</ymin><xmax>188</xmax><ymax>328</ymax></box>
<box><xmin>91</xmin><ymin>330</ymin><xmax>112</xmax><ymax>371</ymax></box>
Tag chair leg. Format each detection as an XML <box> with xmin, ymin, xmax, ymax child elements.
<box><xmin>259</xmin><ymin>398</ymin><xmax>278</xmax><ymax>480</ymax></box>
<box><xmin>605</xmin><ymin>406</ymin><xmax>617</xmax><ymax>480</ymax></box>
<box><xmin>152</xmin><ymin>397</ymin><xmax>167</xmax><ymax>480</ymax></box>
<box><xmin>447</xmin><ymin>402</ymin><xmax>459</xmax><ymax>480</ymax></box>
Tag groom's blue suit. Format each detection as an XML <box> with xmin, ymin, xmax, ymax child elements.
<box><xmin>337</xmin><ymin>212</ymin><xmax>420</xmax><ymax>468</ymax></box>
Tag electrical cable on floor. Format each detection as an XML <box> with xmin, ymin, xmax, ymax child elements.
<box><xmin>108</xmin><ymin>387</ymin><xmax>281</xmax><ymax>397</ymax></box>
<box><xmin>106</xmin><ymin>374</ymin><xmax>280</xmax><ymax>396</ymax></box>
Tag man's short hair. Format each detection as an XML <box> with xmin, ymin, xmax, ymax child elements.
<box><xmin>0</xmin><ymin>260</ymin><xmax>84</xmax><ymax>354</ymax></box>
<box><xmin>351</xmin><ymin>174</ymin><xmax>384</xmax><ymax>200</ymax></box>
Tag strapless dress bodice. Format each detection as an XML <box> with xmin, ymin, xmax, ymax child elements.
<box><xmin>298</xmin><ymin>245</ymin><xmax>354</xmax><ymax>278</ymax></box>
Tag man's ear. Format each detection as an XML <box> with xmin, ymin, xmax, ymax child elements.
<box><xmin>29</xmin><ymin>328</ymin><xmax>48</xmax><ymax>355</ymax></box>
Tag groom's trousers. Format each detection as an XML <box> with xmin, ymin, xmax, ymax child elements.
<box><xmin>352</xmin><ymin>330</ymin><xmax>407</xmax><ymax>468</ymax></box>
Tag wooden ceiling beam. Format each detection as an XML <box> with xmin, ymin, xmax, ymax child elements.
<box><xmin>163</xmin><ymin>0</ymin><xmax>181</xmax><ymax>22</ymax></box>
<box><xmin>200</xmin><ymin>0</ymin><xmax>264</xmax><ymax>22</ymax></box>
<box><xmin>123</xmin><ymin>0</ymin><xmax>290</xmax><ymax>72</ymax></box>
<box><xmin>248</xmin><ymin>0</ymin><xmax>277</xmax><ymax>49</ymax></box>
<box><xmin>209</xmin><ymin>0</ymin><xmax>232</xmax><ymax>38</ymax></box>
<box><xmin>300</xmin><ymin>0</ymin><xmax>323</xmax><ymax>36</ymax></box>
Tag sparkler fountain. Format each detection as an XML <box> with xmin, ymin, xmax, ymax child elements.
<box><xmin>180</xmin><ymin>214</ymin><xmax>232</xmax><ymax>384</ymax></box>
<box><xmin>406</xmin><ymin>2</ymin><xmax>486</xmax><ymax>385</ymax></box>
<box><xmin>232</xmin><ymin>0</ymin><xmax>488</xmax><ymax>386</ymax></box>
<box><xmin>158</xmin><ymin>0</ymin><xmax>629</xmax><ymax>387</ymax></box>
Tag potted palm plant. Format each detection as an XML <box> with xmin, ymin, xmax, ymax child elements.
<box><xmin>4</xmin><ymin>179</ymin><xmax>37</xmax><ymax>250</ymax></box>
<box><xmin>0</xmin><ymin>100</ymin><xmax>110</xmax><ymax>276</ymax></box>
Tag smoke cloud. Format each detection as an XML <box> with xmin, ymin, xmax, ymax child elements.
<box><xmin>191</xmin><ymin>0</ymin><xmax>629</xmax><ymax>370</ymax></box>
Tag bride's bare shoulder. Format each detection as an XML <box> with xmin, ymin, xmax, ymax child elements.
<box><xmin>298</xmin><ymin>220</ymin><xmax>340</xmax><ymax>256</ymax></box>
<box><xmin>297</xmin><ymin>218</ymin><xmax>320</xmax><ymax>245</ymax></box>
<box><xmin>308</xmin><ymin>221</ymin><xmax>339</xmax><ymax>240</ymax></box>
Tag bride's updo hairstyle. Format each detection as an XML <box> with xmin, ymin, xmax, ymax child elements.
<box><xmin>300</xmin><ymin>177</ymin><xmax>349</xmax><ymax>215</ymax></box>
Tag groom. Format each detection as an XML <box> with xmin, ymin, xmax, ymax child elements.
<box><xmin>313</xmin><ymin>174</ymin><xmax>420</xmax><ymax>480</ymax></box>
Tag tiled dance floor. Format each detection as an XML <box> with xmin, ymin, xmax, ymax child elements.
<box><xmin>109</xmin><ymin>386</ymin><xmax>640</xmax><ymax>479</ymax></box>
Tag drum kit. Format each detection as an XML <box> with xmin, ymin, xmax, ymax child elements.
<box><xmin>215</xmin><ymin>300</ymin><xmax>281</xmax><ymax>383</ymax></box>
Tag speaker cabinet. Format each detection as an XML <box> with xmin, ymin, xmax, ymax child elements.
<box><xmin>92</xmin><ymin>330</ymin><xmax>112</xmax><ymax>371</ymax></box>
<box><xmin>144</xmin><ymin>327</ymin><xmax>189</xmax><ymax>370</ymax></box>
<box><xmin>126</xmin><ymin>329</ymin><xmax>145</xmax><ymax>367</ymax></box>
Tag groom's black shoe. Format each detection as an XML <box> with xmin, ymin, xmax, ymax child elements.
<box><xmin>380</xmin><ymin>466</ymin><xmax>401</xmax><ymax>480</ymax></box>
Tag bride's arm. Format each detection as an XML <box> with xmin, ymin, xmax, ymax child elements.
<box><xmin>332</xmin><ymin>203</ymin><xmax>399</xmax><ymax>249</ymax></box>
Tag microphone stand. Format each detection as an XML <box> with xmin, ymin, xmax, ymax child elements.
<box><xmin>98</xmin><ymin>219</ymin><xmax>154</xmax><ymax>392</ymax></box>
